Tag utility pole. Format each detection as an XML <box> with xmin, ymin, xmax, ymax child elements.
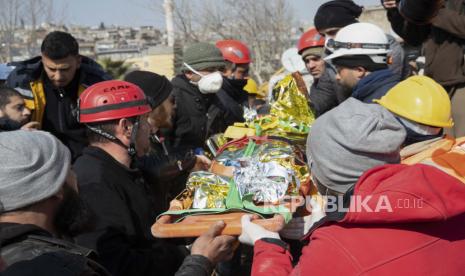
<box><xmin>163</xmin><ymin>0</ymin><xmax>174</xmax><ymax>47</ymax></box>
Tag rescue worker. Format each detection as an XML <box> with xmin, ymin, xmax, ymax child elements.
<box><xmin>73</xmin><ymin>80</ymin><xmax>236</xmax><ymax>276</ymax></box>
<box><xmin>325</xmin><ymin>22</ymin><xmax>401</xmax><ymax>104</ymax></box>
<box><xmin>297</xmin><ymin>28</ymin><xmax>345</xmax><ymax>117</ymax></box>
<box><xmin>211</xmin><ymin>40</ymin><xmax>252</xmax><ymax>130</ymax></box>
<box><xmin>374</xmin><ymin>76</ymin><xmax>465</xmax><ymax>183</ymax></box>
<box><xmin>375</xmin><ymin>76</ymin><xmax>453</xmax><ymax>148</ymax></box>
<box><xmin>6</xmin><ymin>31</ymin><xmax>111</xmax><ymax>158</ymax></box>
<box><xmin>168</xmin><ymin>42</ymin><xmax>226</xmax><ymax>157</ymax></box>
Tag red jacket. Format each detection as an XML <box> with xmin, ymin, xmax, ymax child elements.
<box><xmin>252</xmin><ymin>164</ymin><xmax>465</xmax><ymax>276</ymax></box>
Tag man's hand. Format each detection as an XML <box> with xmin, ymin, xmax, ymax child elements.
<box><xmin>191</xmin><ymin>221</ymin><xmax>237</xmax><ymax>265</ymax></box>
<box><xmin>21</xmin><ymin>121</ymin><xmax>40</xmax><ymax>130</ymax></box>
<box><xmin>191</xmin><ymin>155</ymin><xmax>211</xmax><ymax>172</ymax></box>
<box><xmin>239</xmin><ymin>215</ymin><xmax>280</xmax><ymax>246</ymax></box>
<box><xmin>280</xmin><ymin>196</ymin><xmax>326</xmax><ymax>240</ymax></box>
<box><xmin>382</xmin><ymin>0</ymin><xmax>397</xmax><ymax>9</ymax></box>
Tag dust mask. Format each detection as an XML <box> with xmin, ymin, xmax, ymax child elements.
<box><xmin>184</xmin><ymin>63</ymin><xmax>223</xmax><ymax>94</ymax></box>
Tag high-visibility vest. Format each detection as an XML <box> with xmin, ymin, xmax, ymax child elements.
<box><xmin>21</xmin><ymin>80</ymin><xmax>86</xmax><ymax>127</ymax></box>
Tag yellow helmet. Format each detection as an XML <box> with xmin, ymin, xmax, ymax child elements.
<box><xmin>244</xmin><ymin>78</ymin><xmax>258</xmax><ymax>94</ymax></box>
<box><xmin>244</xmin><ymin>78</ymin><xmax>266</xmax><ymax>99</ymax></box>
<box><xmin>374</xmin><ymin>76</ymin><xmax>453</xmax><ymax>128</ymax></box>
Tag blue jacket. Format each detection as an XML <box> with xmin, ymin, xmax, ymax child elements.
<box><xmin>352</xmin><ymin>69</ymin><xmax>400</xmax><ymax>104</ymax></box>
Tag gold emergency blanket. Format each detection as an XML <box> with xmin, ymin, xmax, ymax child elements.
<box><xmin>186</xmin><ymin>171</ymin><xmax>230</xmax><ymax>209</ymax></box>
<box><xmin>253</xmin><ymin>75</ymin><xmax>315</xmax><ymax>141</ymax></box>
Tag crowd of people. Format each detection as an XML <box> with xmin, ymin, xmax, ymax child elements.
<box><xmin>1</xmin><ymin>0</ymin><xmax>465</xmax><ymax>275</ymax></box>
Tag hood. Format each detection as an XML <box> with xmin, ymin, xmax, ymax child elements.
<box><xmin>352</xmin><ymin>69</ymin><xmax>400</xmax><ymax>103</ymax></box>
<box><xmin>341</xmin><ymin>164</ymin><xmax>465</xmax><ymax>224</ymax></box>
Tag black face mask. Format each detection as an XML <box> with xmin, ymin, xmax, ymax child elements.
<box><xmin>225</xmin><ymin>78</ymin><xmax>248</xmax><ymax>90</ymax></box>
<box><xmin>0</xmin><ymin>116</ymin><xmax>23</xmax><ymax>131</ymax></box>
<box><xmin>404</xmin><ymin>131</ymin><xmax>442</xmax><ymax>146</ymax></box>
<box><xmin>397</xmin><ymin>118</ymin><xmax>442</xmax><ymax>146</ymax></box>
<box><xmin>54</xmin><ymin>185</ymin><xmax>96</xmax><ymax>237</ymax></box>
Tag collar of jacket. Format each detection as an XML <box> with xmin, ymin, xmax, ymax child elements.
<box><xmin>0</xmin><ymin>223</ymin><xmax>51</xmax><ymax>246</ymax></box>
<box><xmin>172</xmin><ymin>74</ymin><xmax>205</xmax><ymax>98</ymax></box>
<box><xmin>352</xmin><ymin>69</ymin><xmax>399</xmax><ymax>101</ymax></box>
<box><xmin>82</xmin><ymin>146</ymin><xmax>141</xmax><ymax>175</ymax></box>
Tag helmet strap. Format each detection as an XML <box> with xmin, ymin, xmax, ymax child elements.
<box><xmin>86</xmin><ymin>117</ymin><xmax>140</xmax><ymax>165</ymax></box>
<box><xmin>128</xmin><ymin>118</ymin><xmax>140</xmax><ymax>161</ymax></box>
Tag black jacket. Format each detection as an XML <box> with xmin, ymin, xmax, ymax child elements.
<box><xmin>138</xmin><ymin>133</ymin><xmax>196</xmax><ymax>213</ymax></box>
<box><xmin>6</xmin><ymin>56</ymin><xmax>111</xmax><ymax>159</ymax></box>
<box><xmin>309</xmin><ymin>64</ymin><xmax>348</xmax><ymax>117</ymax></box>
<box><xmin>0</xmin><ymin>222</ymin><xmax>109</xmax><ymax>275</ymax></box>
<box><xmin>175</xmin><ymin>255</ymin><xmax>214</xmax><ymax>276</ymax></box>
<box><xmin>73</xmin><ymin>146</ymin><xmax>185</xmax><ymax>276</ymax></box>
<box><xmin>170</xmin><ymin>75</ymin><xmax>212</xmax><ymax>155</ymax></box>
<box><xmin>169</xmin><ymin>75</ymin><xmax>246</xmax><ymax>156</ymax></box>
<box><xmin>207</xmin><ymin>78</ymin><xmax>247</xmax><ymax>133</ymax></box>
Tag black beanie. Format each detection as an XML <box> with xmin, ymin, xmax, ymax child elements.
<box><xmin>332</xmin><ymin>55</ymin><xmax>388</xmax><ymax>72</ymax></box>
<box><xmin>124</xmin><ymin>71</ymin><xmax>173</xmax><ymax>109</ymax></box>
<box><xmin>314</xmin><ymin>0</ymin><xmax>363</xmax><ymax>31</ymax></box>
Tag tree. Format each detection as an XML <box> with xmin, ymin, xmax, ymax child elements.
<box><xmin>171</xmin><ymin>0</ymin><xmax>295</xmax><ymax>83</ymax></box>
<box><xmin>0</xmin><ymin>0</ymin><xmax>23</xmax><ymax>62</ymax></box>
<box><xmin>0</xmin><ymin>0</ymin><xmax>67</xmax><ymax>62</ymax></box>
<box><xmin>98</xmin><ymin>58</ymin><xmax>133</xmax><ymax>79</ymax></box>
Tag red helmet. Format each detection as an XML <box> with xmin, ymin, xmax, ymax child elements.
<box><xmin>297</xmin><ymin>28</ymin><xmax>325</xmax><ymax>54</ymax></box>
<box><xmin>216</xmin><ymin>40</ymin><xmax>251</xmax><ymax>64</ymax></box>
<box><xmin>78</xmin><ymin>80</ymin><xmax>151</xmax><ymax>123</ymax></box>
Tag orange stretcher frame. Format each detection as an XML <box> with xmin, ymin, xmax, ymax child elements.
<box><xmin>152</xmin><ymin>212</ymin><xmax>286</xmax><ymax>238</ymax></box>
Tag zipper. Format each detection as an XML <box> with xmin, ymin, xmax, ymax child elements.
<box><xmin>57</xmin><ymin>88</ymin><xmax>66</xmax><ymax>132</ymax></box>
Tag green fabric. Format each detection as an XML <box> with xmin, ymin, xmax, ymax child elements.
<box><xmin>242</xmin><ymin>194</ymin><xmax>292</xmax><ymax>223</ymax></box>
<box><xmin>225</xmin><ymin>180</ymin><xmax>243</xmax><ymax>209</ymax></box>
<box><xmin>182</xmin><ymin>42</ymin><xmax>225</xmax><ymax>71</ymax></box>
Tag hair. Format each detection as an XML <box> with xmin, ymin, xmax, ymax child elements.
<box><xmin>0</xmin><ymin>86</ymin><xmax>22</xmax><ymax>110</ymax></box>
<box><xmin>85</xmin><ymin>117</ymin><xmax>138</xmax><ymax>144</ymax></box>
<box><xmin>41</xmin><ymin>31</ymin><xmax>79</xmax><ymax>60</ymax></box>
<box><xmin>85</xmin><ymin>119</ymin><xmax>120</xmax><ymax>144</ymax></box>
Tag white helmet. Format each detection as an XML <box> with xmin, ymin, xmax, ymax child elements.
<box><xmin>324</xmin><ymin>23</ymin><xmax>390</xmax><ymax>64</ymax></box>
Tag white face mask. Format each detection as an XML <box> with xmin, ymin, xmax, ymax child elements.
<box><xmin>184</xmin><ymin>63</ymin><xmax>223</xmax><ymax>94</ymax></box>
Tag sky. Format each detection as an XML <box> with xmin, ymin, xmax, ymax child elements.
<box><xmin>57</xmin><ymin>0</ymin><xmax>380</xmax><ymax>28</ymax></box>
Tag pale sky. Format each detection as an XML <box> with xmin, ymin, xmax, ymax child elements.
<box><xmin>57</xmin><ymin>0</ymin><xmax>380</xmax><ymax>27</ymax></box>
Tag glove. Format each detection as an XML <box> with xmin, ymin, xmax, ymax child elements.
<box><xmin>239</xmin><ymin>215</ymin><xmax>280</xmax><ymax>246</ymax></box>
<box><xmin>280</xmin><ymin>196</ymin><xmax>326</xmax><ymax>240</ymax></box>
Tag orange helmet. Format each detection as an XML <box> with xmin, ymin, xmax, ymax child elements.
<box><xmin>216</xmin><ymin>40</ymin><xmax>251</xmax><ymax>64</ymax></box>
<box><xmin>297</xmin><ymin>28</ymin><xmax>325</xmax><ymax>54</ymax></box>
<box><xmin>78</xmin><ymin>80</ymin><xmax>151</xmax><ymax>123</ymax></box>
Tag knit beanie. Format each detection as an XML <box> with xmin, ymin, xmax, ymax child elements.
<box><xmin>301</xmin><ymin>47</ymin><xmax>325</xmax><ymax>59</ymax></box>
<box><xmin>124</xmin><ymin>70</ymin><xmax>172</xmax><ymax>109</ymax></box>
<box><xmin>332</xmin><ymin>55</ymin><xmax>388</xmax><ymax>72</ymax></box>
<box><xmin>0</xmin><ymin>130</ymin><xmax>71</xmax><ymax>212</ymax></box>
<box><xmin>182</xmin><ymin>42</ymin><xmax>226</xmax><ymax>71</ymax></box>
<box><xmin>314</xmin><ymin>0</ymin><xmax>363</xmax><ymax>32</ymax></box>
<box><xmin>307</xmin><ymin>98</ymin><xmax>406</xmax><ymax>193</ymax></box>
